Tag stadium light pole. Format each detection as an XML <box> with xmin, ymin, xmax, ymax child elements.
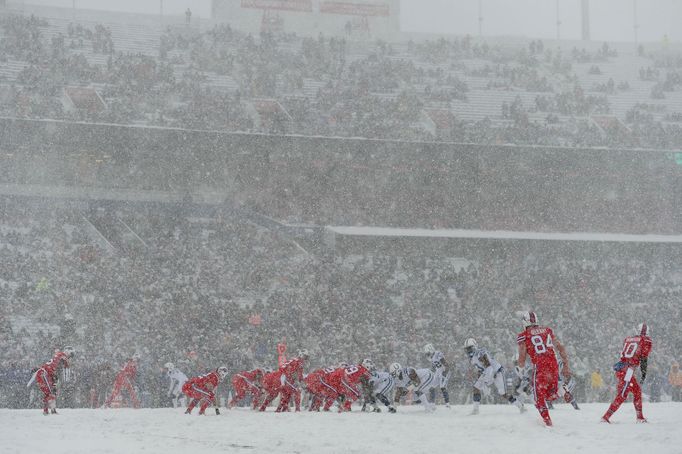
<box><xmin>556</xmin><ymin>0</ymin><xmax>561</xmax><ymax>40</ymax></box>
<box><xmin>478</xmin><ymin>0</ymin><xmax>483</xmax><ymax>37</ymax></box>
<box><xmin>581</xmin><ymin>0</ymin><xmax>590</xmax><ymax>41</ymax></box>
<box><xmin>633</xmin><ymin>0</ymin><xmax>639</xmax><ymax>45</ymax></box>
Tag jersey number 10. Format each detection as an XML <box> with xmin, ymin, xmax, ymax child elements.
<box><xmin>622</xmin><ymin>342</ymin><xmax>638</xmax><ymax>358</ymax></box>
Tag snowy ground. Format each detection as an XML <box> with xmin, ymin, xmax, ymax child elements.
<box><xmin>2</xmin><ymin>403</ymin><xmax>681</xmax><ymax>454</ymax></box>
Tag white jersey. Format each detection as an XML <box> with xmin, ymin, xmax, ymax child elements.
<box><xmin>370</xmin><ymin>371</ymin><xmax>395</xmax><ymax>397</ymax></box>
<box><xmin>429</xmin><ymin>351</ymin><xmax>446</xmax><ymax>372</ymax></box>
<box><xmin>414</xmin><ymin>368</ymin><xmax>438</xmax><ymax>394</ymax></box>
<box><xmin>394</xmin><ymin>367</ymin><xmax>418</xmax><ymax>389</ymax></box>
<box><xmin>167</xmin><ymin>368</ymin><xmax>188</xmax><ymax>395</ymax></box>
<box><xmin>468</xmin><ymin>348</ymin><xmax>501</xmax><ymax>374</ymax></box>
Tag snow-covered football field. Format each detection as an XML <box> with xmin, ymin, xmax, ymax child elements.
<box><xmin>2</xmin><ymin>403</ymin><xmax>681</xmax><ymax>454</ymax></box>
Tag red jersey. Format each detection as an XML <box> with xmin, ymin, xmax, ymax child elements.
<box><xmin>619</xmin><ymin>335</ymin><xmax>652</xmax><ymax>367</ymax></box>
<box><xmin>262</xmin><ymin>370</ymin><xmax>283</xmax><ymax>390</ymax></box>
<box><xmin>329</xmin><ymin>364</ymin><xmax>370</xmax><ymax>386</ymax></box>
<box><xmin>344</xmin><ymin>364</ymin><xmax>370</xmax><ymax>386</ymax></box>
<box><xmin>189</xmin><ymin>371</ymin><xmax>220</xmax><ymax>392</ymax></box>
<box><xmin>280</xmin><ymin>357</ymin><xmax>304</xmax><ymax>383</ymax></box>
<box><xmin>40</xmin><ymin>351</ymin><xmax>70</xmax><ymax>377</ymax></box>
<box><xmin>320</xmin><ymin>366</ymin><xmax>336</xmax><ymax>379</ymax></box>
<box><xmin>517</xmin><ymin>326</ymin><xmax>559</xmax><ymax>368</ymax></box>
<box><xmin>304</xmin><ymin>369</ymin><xmax>323</xmax><ymax>387</ymax></box>
<box><xmin>235</xmin><ymin>369</ymin><xmax>263</xmax><ymax>384</ymax></box>
<box><xmin>118</xmin><ymin>360</ymin><xmax>138</xmax><ymax>379</ymax></box>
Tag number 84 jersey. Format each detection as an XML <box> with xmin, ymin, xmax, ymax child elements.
<box><xmin>517</xmin><ymin>326</ymin><xmax>558</xmax><ymax>367</ymax></box>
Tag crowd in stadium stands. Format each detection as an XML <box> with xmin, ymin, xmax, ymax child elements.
<box><xmin>1</xmin><ymin>201</ymin><xmax>680</xmax><ymax>408</ymax></box>
<box><xmin>1</xmin><ymin>11</ymin><xmax>681</xmax><ymax>409</ymax></box>
<box><xmin>3</xmin><ymin>13</ymin><xmax>682</xmax><ymax>147</ymax></box>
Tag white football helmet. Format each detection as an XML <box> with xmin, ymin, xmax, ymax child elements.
<box><xmin>423</xmin><ymin>343</ymin><xmax>436</xmax><ymax>357</ymax></box>
<box><xmin>63</xmin><ymin>346</ymin><xmax>75</xmax><ymax>358</ymax></box>
<box><xmin>297</xmin><ymin>349</ymin><xmax>310</xmax><ymax>359</ymax></box>
<box><xmin>132</xmin><ymin>353</ymin><xmax>141</xmax><ymax>361</ymax></box>
<box><xmin>217</xmin><ymin>366</ymin><xmax>229</xmax><ymax>380</ymax></box>
<box><xmin>164</xmin><ymin>362</ymin><xmax>175</xmax><ymax>371</ymax></box>
<box><xmin>464</xmin><ymin>338</ymin><xmax>477</xmax><ymax>349</ymax></box>
<box><xmin>389</xmin><ymin>362</ymin><xmax>402</xmax><ymax>377</ymax></box>
<box><xmin>361</xmin><ymin>358</ymin><xmax>375</xmax><ymax>371</ymax></box>
<box><xmin>464</xmin><ymin>338</ymin><xmax>477</xmax><ymax>356</ymax></box>
<box><xmin>522</xmin><ymin>311</ymin><xmax>539</xmax><ymax>328</ymax></box>
<box><xmin>338</xmin><ymin>361</ymin><xmax>349</xmax><ymax>368</ymax></box>
<box><xmin>637</xmin><ymin>323</ymin><xmax>651</xmax><ymax>337</ymax></box>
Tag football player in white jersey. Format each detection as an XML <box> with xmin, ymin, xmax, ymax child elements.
<box><xmin>424</xmin><ymin>343</ymin><xmax>451</xmax><ymax>407</ymax></box>
<box><xmin>363</xmin><ymin>370</ymin><xmax>397</xmax><ymax>413</ymax></box>
<box><xmin>464</xmin><ymin>338</ymin><xmax>524</xmax><ymax>415</ymax></box>
<box><xmin>390</xmin><ymin>363</ymin><xmax>437</xmax><ymax>412</ymax></box>
<box><xmin>163</xmin><ymin>362</ymin><xmax>188</xmax><ymax>408</ymax></box>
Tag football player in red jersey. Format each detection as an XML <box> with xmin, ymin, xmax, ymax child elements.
<box><xmin>183</xmin><ymin>366</ymin><xmax>229</xmax><ymax>415</ymax></box>
<box><xmin>276</xmin><ymin>349</ymin><xmax>309</xmax><ymax>412</ymax></box>
<box><xmin>602</xmin><ymin>323</ymin><xmax>652</xmax><ymax>423</ymax></box>
<box><xmin>258</xmin><ymin>368</ymin><xmax>283</xmax><ymax>411</ymax></box>
<box><xmin>228</xmin><ymin>368</ymin><xmax>264</xmax><ymax>410</ymax></box>
<box><xmin>30</xmin><ymin>347</ymin><xmax>75</xmax><ymax>415</ymax></box>
<box><xmin>105</xmin><ymin>353</ymin><xmax>141</xmax><ymax>408</ymax></box>
<box><xmin>326</xmin><ymin>359</ymin><xmax>374</xmax><ymax>412</ymax></box>
<box><xmin>517</xmin><ymin>311</ymin><xmax>570</xmax><ymax>427</ymax></box>
<box><xmin>304</xmin><ymin>365</ymin><xmax>338</xmax><ymax>411</ymax></box>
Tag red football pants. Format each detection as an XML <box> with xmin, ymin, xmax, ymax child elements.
<box><xmin>604</xmin><ymin>367</ymin><xmax>643</xmax><ymax>420</ymax></box>
<box><xmin>277</xmin><ymin>378</ymin><xmax>301</xmax><ymax>412</ymax></box>
<box><xmin>532</xmin><ymin>363</ymin><xmax>558</xmax><ymax>423</ymax></box>
<box><xmin>35</xmin><ymin>369</ymin><xmax>56</xmax><ymax>411</ymax></box>
<box><xmin>182</xmin><ymin>382</ymin><xmax>215</xmax><ymax>413</ymax></box>
<box><xmin>229</xmin><ymin>378</ymin><xmax>261</xmax><ymax>409</ymax></box>
<box><xmin>106</xmin><ymin>374</ymin><xmax>140</xmax><ymax>408</ymax></box>
<box><xmin>326</xmin><ymin>379</ymin><xmax>360</xmax><ymax>412</ymax></box>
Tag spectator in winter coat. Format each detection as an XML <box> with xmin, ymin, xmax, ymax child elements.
<box><xmin>591</xmin><ymin>369</ymin><xmax>605</xmax><ymax>402</ymax></box>
<box><xmin>669</xmin><ymin>362</ymin><xmax>682</xmax><ymax>402</ymax></box>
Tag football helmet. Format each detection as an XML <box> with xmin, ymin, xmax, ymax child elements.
<box><xmin>637</xmin><ymin>322</ymin><xmax>650</xmax><ymax>337</ymax></box>
<box><xmin>464</xmin><ymin>338</ymin><xmax>477</xmax><ymax>356</ymax></box>
<box><xmin>297</xmin><ymin>349</ymin><xmax>310</xmax><ymax>360</ymax></box>
<box><xmin>164</xmin><ymin>362</ymin><xmax>175</xmax><ymax>371</ymax></box>
<box><xmin>131</xmin><ymin>353</ymin><xmax>141</xmax><ymax>361</ymax></box>
<box><xmin>361</xmin><ymin>358</ymin><xmax>375</xmax><ymax>371</ymax></box>
<box><xmin>217</xmin><ymin>366</ymin><xmax>229</xmax><ymax>380</ymax></box>
<box><xmin>389</xmin><ymin>362</ymin><xmax>401</xmax><ymax>377</ymax></box>
<box><xmin>423</xmin><ymin>343</ymin><xmax>436</xmax><ymax>357</ymax></box>
<box><xmin>522</xmin><ymin>311</ymin><xmax>539</xmax><ymax>328</ymax></box>
<box><xmin>63</xmin><ymin>346</ymin><xmax>75</xmax><ymax>358</ymax></box>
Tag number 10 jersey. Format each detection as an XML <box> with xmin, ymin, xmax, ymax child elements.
<box><xmin>619</xmin><ymin>335</ymin><xmax>652</xmax><ymax>367</ymax></box>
